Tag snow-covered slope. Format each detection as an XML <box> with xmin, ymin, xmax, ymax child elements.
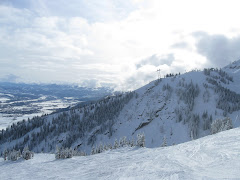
<box><xmin>1</xmin><ymin>60</ymin><xmax>240</xmax><ymax>154</ymax></box>
<box><xmin>1</xmin><ymin>127</ymin><xmax>240</xmax><ymax>180</ymax></box>
<box><xmin>223</xmin><ymin>60</ymin><xmax>240</xmax><ymax>94</ymax></box>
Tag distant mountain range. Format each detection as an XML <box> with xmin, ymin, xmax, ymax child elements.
<box><xmin>0</xmin><ymin>83</ymin><xmax>112</xmax><ymax>129</ymax></box>
<box><xmin>0</xmin><ymin>82</ymin><xmax>112</xmax><ymax>100</ymax></box>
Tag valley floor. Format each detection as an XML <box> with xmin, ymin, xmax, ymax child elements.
<box><xmin>1</xmin><ymin>128</ymin><xmax>240</xmax><ymax>180</ymax></box>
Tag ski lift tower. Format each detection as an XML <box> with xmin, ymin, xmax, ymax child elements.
<box><xmin>157</xmin><ymin>69</ymin><xmax>161</xmax><ymax>81</ymax></box>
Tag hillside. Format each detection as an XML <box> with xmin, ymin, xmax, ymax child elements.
<box><xmin>1</xmin><ymin>127</ymin><xmax>240</xmax><ymax>179</ymax></box>
<box><xmin>1</xmin><ymin>60</ymin><xmax>240</xmax><ymax>153</ymax></box>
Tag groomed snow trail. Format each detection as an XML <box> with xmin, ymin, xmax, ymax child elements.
<box><xmin>1</xmin><ymin>128</ymin><xmax>240</xmax><ymax>180</ymax></box>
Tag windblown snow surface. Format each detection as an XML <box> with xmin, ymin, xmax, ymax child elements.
<box><xmin>1</xmin><ymin>128</ymin><xmax>240</xmax><ymax>180</ymax></box>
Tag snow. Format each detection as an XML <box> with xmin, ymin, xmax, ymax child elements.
<box><xmin>223</xmin><ymin>60</ymin><xmax>240</xmax><ymax>87</ymax></box>
<box><xmin>1</xmin><ymin>128</ymin><xmax>240</xmax><ymax>180</ymax></box>
<box><xmin>0</xmin><ymin>98</ymin><xmax>79</xmax><ymax>130</ymax></box>
<box><xmin>0</xmin><ymin>112</ymin><xmax>43</xmax><ymax>130</ymax></box>
<box><xmin>84</xmin><ymin>71</ymin><xmax>219</xmax><ymax>151</ymax></box>
<box><xmin>0</xmin><ymin>97</ymin><xmax>10</xmax><ymax>102</ymax></box>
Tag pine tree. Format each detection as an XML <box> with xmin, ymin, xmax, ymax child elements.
<box><xmin>113</xmin><ymin>139</ymin><xmax>119</xmax><ymax>149</ymax></box>
<box><xmin>211</xmin><ymin>117</ymin><xmax>233</xmax><ymax>134</ymax></box>
<box><xmin>108</xmin><ymin>144</ymin><xmax>112</xmax><ymax>150</ymax></box>
<box><xmin>3</xmin><ymin>149</ymin><xmax>8</xmax><ymax>161</ymax></box>
<box><xmin>66</xmin><ymin>148</ymin><xmax>73</xmax><ymax>158</ymax></box>
<box><xmin>136</xmin><ymin>133</ymin><xmax>145</xmax><ymax>147</ymax></box>
<box><xmin>130</xmin><ymin>137</ymin><xmax>135</xmax><ymax>147</ymax></box>
<box><xmin>60</xmin><ymin>147</ymin><xmax>66</xmax><ymax>159</ymax></box>
<box><xmin>104</xmin><ymin>144</ymin><xmax>109</xmax><ymax>151</ymax></box>
<box><xmin>7</xmin><ymin>149</ymin><xmax>21</xmax><ymax>161</ymax></box>
<box><xmin>190</xmin><ymin>130</ymin><xmax>194</xmax><ymax>140</ymax></box>
<box><xmin>22</xmin><ymin>146</ymin><xmax>34</xmax><ymax>160</ymax></box>
<box><xmin>161</xmin><ymin>136</ymin><xmax>167</xmax><ymax>147</ymax></box>
<box><xmin>55</xmin><ymin>146</ymin><xmax>61</xmax><ymax>159</ymax></box>
<box><xmin>119</xmin><ymin>137</ymin><xmax>123</xmax><ymax>147</ymax></box>
<box><xmin>91</xmin><ymin>146</ymin><xmax>96</xmax><ymax>155</ymax></box>
<box><xmin>98</xmin><ymin>143</ymin><xmax>103</xmax><ymax>153</ymax></box>
<box><xmin>122</xmin><ymin>136</ymin><xmax>127</xmax><ymax>147</ymax></box>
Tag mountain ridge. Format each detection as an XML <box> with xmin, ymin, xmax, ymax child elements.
<box><xmin>1</xmin><ymin>61</ymin><xmax>240</xmax><ymax>154</ymax></box>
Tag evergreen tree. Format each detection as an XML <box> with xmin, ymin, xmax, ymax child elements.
<box><xmin>22</xmin><ymin>146</ymin><xmax>34</xmax><ymax>160</ymax></box>
<box><xmin>7</xmin><ymin>149</ymin><xmax>21</xmax><ymax>161</ymax></box>
<box><xmin>136</xmin><ymin>133</ymin><xmax>145</xmax><ymax>147</ymax></box>
<box><xmin>55</xmin><ymin>146</ymin><xmax>61</xmax><ymax>159</ymax></box>
<box><xmin>108</xmin><ymin>144</ymin><xmax>112</xmax><ymax>150</ymax></box>
<box><xmin>113</xmin><ymin>139</ymin><xmax>119</xmax><ymax>149</ymax></box>
<box><xmin>3</xmin><ymin>149</ymin><xmax>8</xmax><ymax>161</ymax></box>
<box><xmin>91</xmin><ymin>146</ymin><xmax>96</xmax><ymax>155</ymax></box>
<box><xmin>161</xmin><ymin>136</ymin><xmax>167</xmax><ymax>147</ymax></box>
<box><xmin>211</xmin><ymin>117</ymin><xmax>233</xmax><ymax>134</ymax></box>
<box><xmin>130</xmin><ymin>137</ymin><xmax>135</xmax><ymax>147</ymax></box>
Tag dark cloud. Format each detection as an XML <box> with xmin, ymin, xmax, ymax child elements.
<box><xmin>194</xmin><ymin>32</ymin><xmax>240</xmax><ymax>67</ymax></box>
<box><xmin>136</xmin><ymin>54</ymin><xmax>175</xmax><ymax>69</ymax></box>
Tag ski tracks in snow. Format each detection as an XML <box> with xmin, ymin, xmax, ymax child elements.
<box><xmin>1</xmin><ymin>128</ymin><xmax>240</xmax><ymax>179</ymax></box>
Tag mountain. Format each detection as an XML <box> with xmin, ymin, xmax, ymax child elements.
<box><xmin>1</xmin><ymin>60</ymin><xmax>240</xmax><ymax>153</ymax></box>
<box><xmin>1</xmin><ymin>126</ymin><xmax>240</xmax><ymax>179</ymax></box>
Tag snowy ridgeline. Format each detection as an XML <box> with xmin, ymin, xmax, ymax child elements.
<box><xmin>0</xmin><ymin>127</ymin><xmax>240</xmax><ymax>180</ymax></box>
<box><xmin>1</xmin><ymin>61</ymin><xmax>240</xmax><ymax>155</ymax></box>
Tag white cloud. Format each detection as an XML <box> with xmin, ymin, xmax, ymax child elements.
<box><xmin>136</xmin><ymin>54</ymin><xmax>175</xmax><ymax>69</ymax></box>
<box><xmin>1</xmin><ymin>0</ymin><xmax>240</xmax><ymax>90</ymax></box>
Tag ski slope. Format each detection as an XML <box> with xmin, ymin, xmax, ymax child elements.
<box><xmin>1</xmin><ymin>128</ymin><xmax>240</xmax><ymax>180</ymax></box>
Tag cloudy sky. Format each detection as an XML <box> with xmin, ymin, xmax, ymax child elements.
<box><xmin>1</xmin><ymin>0</ymin><xmax>240</xmax><ymax>90</ymax></box>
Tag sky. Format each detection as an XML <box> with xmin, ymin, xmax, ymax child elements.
<box><xmin>1</xmin><ymin>0</ymin><xmax>240</xmax><ymax>90</ymax></box>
